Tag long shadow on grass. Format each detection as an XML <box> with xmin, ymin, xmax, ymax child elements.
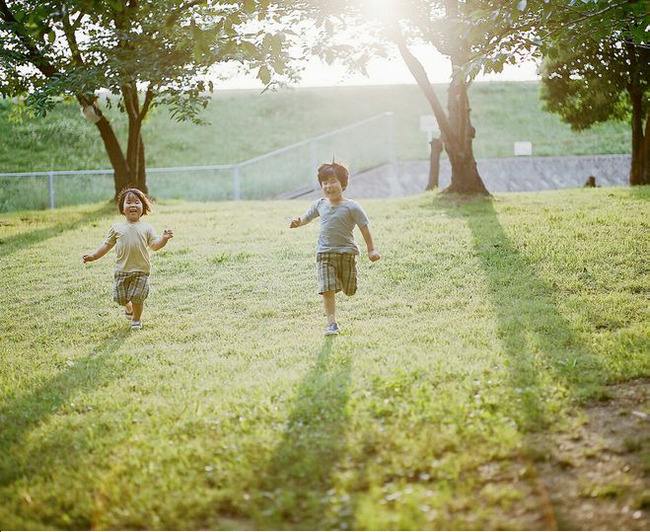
<box><xmin>0</xmin><ymin>327</ymin><xmax>129</xmax><ymax>489</ymax></box>
<box><xmin>251</xmin><ymin>338</ymin><xmax>352</xmax><ymax>529</ymax></box>
<box><xmin>436</xmin><ymin>196</ymin><xmax>606</xmax><ymax>429</ymax></box>
<box><xmin>0</xmin><ymin>202</ymin><xmax>114</xmax><ymax>259</ymax></box>
<box><xmin>439</xmin><ymin>196</ymin><xmax>650</xmax><ymax>529</ymax></box>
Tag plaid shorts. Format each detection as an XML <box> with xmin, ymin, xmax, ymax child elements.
<box><xmin>317</xmin><ymin>252</ymin><xmax>357</xmax><ymax>296</ymax></box>
<box><xmin>113</xmin><ymin>271</ymin><xmax>150</xmax><ymax>305</ymax></box>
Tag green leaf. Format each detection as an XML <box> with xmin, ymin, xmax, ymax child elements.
<box><xmin>262</xmin><ymin>33</ymin><xmax>273</xmax><ymax>53</ymax></box>
<box><xmin>257</xmin><ymin>64</ymin><xmax>271</xmax><ymax>85</ymax></box>
<box><xmin>239</xmin><ymin>41</ymin><xmax>259</xmax><ymax>59</ymax></box>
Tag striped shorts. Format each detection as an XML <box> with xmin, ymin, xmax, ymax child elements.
<box><xmin>316</xmin><ymin>252</ymin><xmax>357</xmax><ymax>296</ymax></box>
<box><xmin>113</xmin><ymin>271</ymin><xmax>150</xmax><ymax>305</ymax></box>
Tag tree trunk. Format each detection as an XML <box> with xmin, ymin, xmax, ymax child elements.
<box><xmin>123</xmin><ymin>85</ymin><xmax>149</xmax><ymax>194</ymax></box>
<box><xmin>136</xmin><ymin>133</ymin><xmax>148</xmax><ymax>194</ymax></box>
<box><xmin>427</xmin><ymin>137</ymin><xmax>443</xmax><ymax>190</ymax></box>
<box><xmin>642</xmin><ymin>111</ymin><xmax>650</xmax><ymax>185</ymax></box>
<box><xmin>76</xmin><ymin>96</ymin><xmax>129</xmax><ymax>198</ymax></box>
<box><xmin>443</xmin><ymin>77</ymin><xmax>489</xmax><ymax>195</ymax></box>
<box><xmin>445</xmin><ymin>151</ymin><xmax>487</xmax><ymax>194</ymax></box>
<box><xmin>93</xmin><ymin>115</ymin><xmax>130</xmax><ymax>197</ymax></box>
<box><xmin>123</xmin><ymin>131</ymin><xmax>148</xmax><ymax>194</ymax></box>
<box><xmin>629</xmin><ymin>85</ymin><xmax>645</xmax><ymax>186</ymax></box>
<box><xmin>396</xmin><ymin>36</ymin><xmax>489</xmax><ymax>195</ymax></box>
<box><xmin>625</xmin><ymin>39</ymin><xmax>648</xmax><ymax>187</ymax></box>
<box><xmin>94</xmin><ymin>110</ymin><xmax>152</xmax><ymax>197</ymax></box>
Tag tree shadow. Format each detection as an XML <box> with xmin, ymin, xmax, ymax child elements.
<box><xmin>627</xmin><ymin>184</ymin><xmax>650</xmax><ymax>201</ymax></box>
<box><xmin>327</xmin><ymin>195</ymin><xmax>613</xmax><ymax>529</ymax></box>
<box><xmin>337</xmin><ymin>196</ymin><xmax>645</xmax><ymax>529</ymax></box>
<box><xmin>0</xmin><ymin>327</ymin><xmax>129</xmax><ymax>489</ymax></box>
<box><xmin>251</xmin><ymin>338</ymin><xmax>352</xmax><ymax>529</ymax></box>
<box><xmin>0</xmin><ymin>202</ymin><xmax>114</xmax><ymax>259</ymax></box>
<box><xmin>434</xmin><ymin>195</ymin><xmax>606</xmax><ymax>429</ymax></box>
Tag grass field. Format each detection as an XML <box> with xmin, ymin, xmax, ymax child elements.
<box><xmin>0</xmin><ymin>82</ymin><xmax>631</xmax><ymax>174</ymax></box>
<box><xmin>1</xmin><ymin>187</ymin><xmax>648</xmax><ymax>529</ymax></box>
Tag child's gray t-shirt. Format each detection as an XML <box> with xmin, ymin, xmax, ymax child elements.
<box><xmin>302</xmin><ymin>198</ymin><xmax>370</xmax><ymax>254</ymax></box>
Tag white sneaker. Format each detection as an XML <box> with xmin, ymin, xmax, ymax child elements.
<box><xmin>324</xmin><ymin>322</ymin><xmax>340</xmax><ymax>336</ymax></box>
<box><xmin>130</xmin><ymin>320</ymin><xmax>143</xmax><ymax>330</ymax></box>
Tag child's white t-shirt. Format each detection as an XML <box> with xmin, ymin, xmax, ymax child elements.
<box><xmin>104</xmin><ymin>221</ymin><xmax>157</xmax><ymax>273</ymax></box>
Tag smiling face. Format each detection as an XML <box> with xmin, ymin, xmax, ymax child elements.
<box><xmin>123</xmin><ymin>192</ymin><xmax>143</xmax><ymax>222</ymax></box>
<box><xmin>320</xmin><ymin>175</ymin><xmax>343</xmax><ymax>201</ymax></box>
<box><xmin>317</xmin><ymin>163</ymin><xmax>348</xmax><ymax>202</ymax></box>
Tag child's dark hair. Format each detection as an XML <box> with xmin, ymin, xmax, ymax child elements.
<box><xmin>317</xmin><ymin>162</ymin><xmax>349</xmax><ymax>190</ymax></box>
<box><xmin>117</xmin><ymin>187</ymin><xmax>152</xmax><ymax>215</ymax></box>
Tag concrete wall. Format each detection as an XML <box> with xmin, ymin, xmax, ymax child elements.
<box><xmin>288</xmin><ymin>154</ymin><xmax>631</xmax><ymax>200</ymax></box>
<box><xmin>436</xmin><ymin>154</ymin><xmax>631</xmax><ymax>192</ymax></box>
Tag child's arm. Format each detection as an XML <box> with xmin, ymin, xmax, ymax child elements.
<box><xmin>359</xmin><ymin>225</ymin><xmax>381</xmax><ymax>262</ymax></box>
<box><xmin>289</xmin><ymin>200</ymin><xmax>319</xmax><ymax>229</ymax></box>
<box><xmin>82</xmin><ymin>242</ymin><xmax>114</xmax><ymax>263</ymax></box>
<box><xmin>150</xmin><ymin>229</ymin><xmax>174</xmax><ymax>251</ymax></box>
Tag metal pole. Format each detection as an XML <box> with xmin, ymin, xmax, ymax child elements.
<box><xmin>309</xmin><ymin>140</ymin><xmax>318</xmax><ymax>183</ymax></box>
<box><xmin>386</xmin><ymin>112</ymin><xmax>399</xmax><ymax>179</ymax></box>
<box><xmin>232</xmin><ymin>165</ymin><xmax>241</xmax><ymax>200</ymax></box>
<box><xmin>48</xmin><ymin>171</ymin><xmax>55</xmax><ymax>209</ymax></box>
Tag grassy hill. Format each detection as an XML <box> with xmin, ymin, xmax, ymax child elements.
<box><xmin>0</xmin><ymin>82</ymin><xmax>631</xmax><ymax>173</ymax></box>
<box><xmin>1</xmin><ymin>187</ymin><xmax>648</xmax><ymax>529</ymax></box>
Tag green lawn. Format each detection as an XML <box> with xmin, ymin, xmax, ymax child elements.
<box><xmin>1</xmin><ymin>188</ymin><xmax>648</xmax><ymax>529</ymax></box>
<box><xmin>0</xmin><ymin>82</ymin><xmax>631</xmax><ymax>174</ymax></box>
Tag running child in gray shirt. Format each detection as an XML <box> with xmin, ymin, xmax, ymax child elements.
<box><xmin>289</xmin><ymin>162</ymin><xmax>380</xmax><ymax>336</ymax></box>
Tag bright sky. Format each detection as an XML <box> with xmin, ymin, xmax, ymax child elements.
<box><xmin>214</xmin><ymin>45</ymin><xmax>540</xmax><ymax>90</ymax></box>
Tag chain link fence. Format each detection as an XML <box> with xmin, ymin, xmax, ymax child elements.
<box><xmin>0</xmin><ymin>112</ymin><xmax>395</xmax><ymax>212</ymax></box>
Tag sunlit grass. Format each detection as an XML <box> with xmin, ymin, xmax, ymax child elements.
<box><xmin>0</xmin><ymin>187</ymin><xmax>648</xmax><ymax>529</ymax></box>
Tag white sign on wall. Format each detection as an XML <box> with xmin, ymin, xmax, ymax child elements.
<box><xmin>514</xmin><ymin>141</ymin><xmax>533</xmax><ymax>156</ymax></box>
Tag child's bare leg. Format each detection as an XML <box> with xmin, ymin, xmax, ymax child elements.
<box><xmin>125</xmin><ymin>301</ymin><xmax>133</xmax><ymax>314</ymax></box>
<box><xmin>322</xmin><ymin>291</ymin><xmax>336</xmax><ymax>324</ymax></box>
<box><xmin>132</xmin><ymin>302</ymin><xmax>143</xmax><ymax>322</ymax></box>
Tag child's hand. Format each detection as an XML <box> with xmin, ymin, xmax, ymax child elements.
<box><xmin>82</xmin><ymin>254</ymin><xmax>94</xmax><ymax>263</ymax></box>
<box><xmin>162</xmin><ymin>229</ymin><xmax>174</xmax><ymax>241</ymax></box>
<box><xmin>289</xmin><ymin>217</ymin><xmax>301</xmax><ymax>228</ymax></box>
<box><xmin>368</xmin><ymin>249</ymin><xmax>381</xmax><ymax>262</ymax></box>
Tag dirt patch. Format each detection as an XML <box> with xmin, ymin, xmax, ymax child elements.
<box><xmin>528</xmin><ymin>379</ymin><xmax>650</xmax><ymax>530</ymax></box>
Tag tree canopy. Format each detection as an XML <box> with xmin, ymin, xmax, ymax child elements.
<box><xmin>541</xmin><ymin>38</ymin><xmax>648</xmax><ymax>131</ymax></box>
<box><xmin>301</xmin><ymin>0</ymin><xmax>497</xmax><ymax>194</ymax></box>
<box><xmin>465</xmin><ymin>0</ymin><xmax>649</xmax><ymax>184</ymax></box>
<box><xmin>0</xmin><ymin>0</ymin><xmax>295</xmax><ymax>194</ymax></box>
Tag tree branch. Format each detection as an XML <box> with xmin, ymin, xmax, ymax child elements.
<box><xmin>121</xmin><ymin>84</ymin><xmax>138</xmax><ymax>120</ymax></box>
<box><xmin>72</xmin><ymin>11</ymin><xmax>85</xmax><ymax>30</ymax></box>
<box><xmin>62</xmin><ymin>13</ymin><xmax>85</xmax><ymax>67</ymax></box>
<box><xmin>140</xmin><ymin>85</ymin><xmax>155</xmax><ymax>121</ymax></box>
<box><xmin>0</xmin><ymin>0</ymin><xmax>57</xmax><ymax>77</ymax></box>
<box><xmin>164</xmin><ymin>0</ymin><xmax>206</xmax><ymax>28</ymax></box>
<box><xmin>561</xmin><ymin>0</ymin><xmax>631</xmax><ymax>28</ymax></box>
<box><xmin>394</xmin><ymin>29</ymin><xmax>459</xmax><ymax>152</ymax></box>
